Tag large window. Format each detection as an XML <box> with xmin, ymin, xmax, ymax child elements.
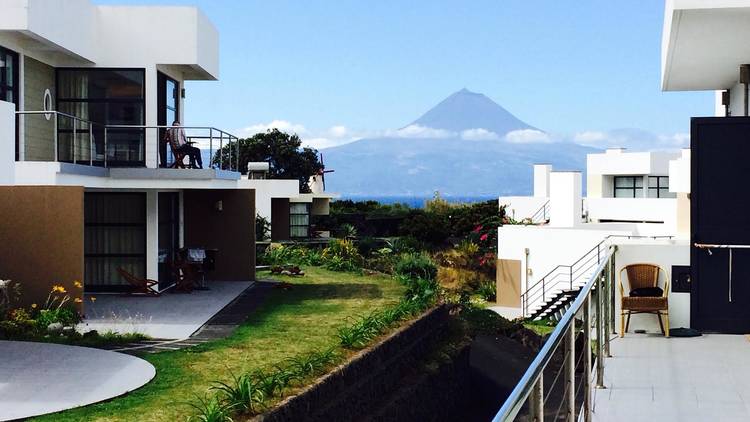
<box><xmin>290</xmin><ymin>203</ymin><xmax>310</xmax><ymax>238</ymax></box>
<box><xmin>648</xmin><ymin>176</ymin><xmax>675</xmax><ymax>198</ymax></box>
<box><xmin>57</xmin><ymin>69</ymin><xmax>145</xmax><ymax>166</ymax></box>
<box><xmin>614</xmin><ymin>176</ymin><xmax>643</xmax><ymax>198</ymax></box>
<box><xmin>84</xmin><ymin>193</ymin><xmax>147</xmax><ymax>291</ymax></box>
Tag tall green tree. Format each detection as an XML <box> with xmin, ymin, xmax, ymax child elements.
<box><xmin>213</xmin><ymin>129</ymin><xmax>323</xmax><ymax>192</ymax></box>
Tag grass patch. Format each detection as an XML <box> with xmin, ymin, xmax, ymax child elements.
<box><xmin>523</xmin><ymin>318</ymin><xmax>556</xmax><ymax>336</ymax></box>
<box><xmin>34</xmin><ymin>267</ymin><xmax>404</xmax><ymax>422</ymax></box>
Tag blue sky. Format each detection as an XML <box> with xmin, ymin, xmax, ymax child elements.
<box><xmin>95</xmin><ymin>0</ymin><xmax>712</xmax><ymax>149</ymax></box>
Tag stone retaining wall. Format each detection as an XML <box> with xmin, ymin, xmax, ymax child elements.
<box><xmin>255</xmin><ymin>305</ymin><xmax>450</xmax><ymax>422</ymax></box>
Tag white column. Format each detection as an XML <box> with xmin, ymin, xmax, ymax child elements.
<box><xmin>0</xmin><ymin>101</ymin><xmax>15</xmax><ymax>184</ymax></box>
<box><xmin>145</xmin><ymin>65</ymin><xmax>158</xmax><ymax>168</ymax></box>
<box><xmin>533</xmin><ymin>164</ymin><xmax>552</xmax><ymax>198</ymax></box>
<box><xmin>146</xmin><ymin>190</ymin><xmax>159</xmax><ymax>280</ymax></box>
<box><xmin>549</xmin><ymin>171</ymin><xmax>582</xmax><ymax>228</ymax></box>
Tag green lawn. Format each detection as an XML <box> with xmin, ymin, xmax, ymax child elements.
<box><xmin>35</xmin><ymin>267</ymin><xmax>404</xmax><ymax>422</ymax></box>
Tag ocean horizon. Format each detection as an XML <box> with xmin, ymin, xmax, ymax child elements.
<box><xmin>338</xmin><ymin>195</ymin><xmax>498</xmax><ymax>208</ymax></box>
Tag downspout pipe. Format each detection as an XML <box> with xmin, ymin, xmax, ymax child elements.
<box><xmin>740</xmin><ymin>65</ymin><xmax>750</xmax><ymax>116</ymax></box>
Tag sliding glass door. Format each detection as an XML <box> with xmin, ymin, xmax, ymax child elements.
<box><xmin>57</xmin><ymin>68</ymin><xmax>145</xmax><ymax>166</ymax></box>
<box><xmin>84</xmin><ymin>193</ymin><xmax>147</xmax><ymax>291</ymax></box>
<box><xmin>157</xmin><ymin>72</ymin><xmax>179</xmax><ymax>167</ymax></box>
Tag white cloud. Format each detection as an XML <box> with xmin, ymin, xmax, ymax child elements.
<box><xmin>505</xmin><ymin>129</ymin><xmax>552</xmax><ymax>144</ymax></box>
<box><xmin>387</xmin><ymin>124</ymin><xmax>456</xmax><ymax>139</ymax></box>
<box><xmin>236</xmin><ymin>120</ymin><xmax>365</xmax><ymax>150</ymax></box>
<box><xmin>572</xmin><ymin>129</ymin><xmax>689</xmax><ymax>150</ymax></box>
<box><xmin>460</xmin><ymin>128</ymin><xmax>500</xmax><ymax>141</ymax></box>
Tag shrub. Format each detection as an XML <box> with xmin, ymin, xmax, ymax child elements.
<box><xmin>255</xmin><ymin>214</ymin><xmax>271</xmax><ymax>241</ymax></box>
<box><xmin>476</xmin><ymin>280</ymin><xmax>497</xmax><ymax>302</ymax></box>
<box><xmin>36</xmin><ymin>306</ymin><xmax>81</xmax><ymax>329</ymax></box>
<box><xmin>398</xmin><ymin>211</ymin><xmax>451</xmax><ymax>246</ymax></box>
<box><xmin>212</xmin><ymin>372</ymin><xmax>265</xmax><ymax>414</ymax></box>
<box><xmin>187</xmin><ymin>395</ymin><xmax>235</xmax><ymax>422</ymax></box>
<box><xmin>321</xmin><ymin>239</ymin><xmax>364</xmax><ymax>272</ymax></box>
<box><xmin>389</xmin><ymin>236</ymin><xmax>422</xmax><ymax>254</ymax></box>
<box><xmin>394</xmin><ymin>253</ymin><xmax>437</xmax><ymax>281</ymax></box>
<box><xmin>356</xmin><ymin>237</ymin><xmax>381</xmax><ymax>257</ymax></box>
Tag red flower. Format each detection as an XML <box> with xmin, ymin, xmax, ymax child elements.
<box><xmin>472</xmin><ymin>225</ymin><xmax>483</xmax><ymax>233</ymax></box>
<box><xmin>480</xmin><ymin>233</ymin><xmax>488</xmax><ymax>241</ymax></box>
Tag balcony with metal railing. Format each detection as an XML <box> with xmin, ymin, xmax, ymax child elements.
<box><xmin>16</xmin><ymin>111</ymin><xmax>241</xmax><ymax>172</ymax></box>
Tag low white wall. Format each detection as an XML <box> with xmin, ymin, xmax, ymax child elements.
<box><xmin>498</xmin><ymin>196</ymin><xmax>547</xmax><ymax>221</ymax></box>
<box><xmin>585</xmin><ymin>197</ymin><xmax>676</xmax><ymax>227</ymax></box>
<box><xmin>498</xmin><ymin>225</ymin><xmax>634</xmax><ymax>298</ymax></box>
<box><xmin>612</xmin><ymin>240</ymin><xmax>690</xmax><ymax>333</ymax></box>
<box><xmin>0</xmin><ymin>100</ymin><xmax>15</xmax><ymax>184</ymax></box>
<box><xmin>238</xmin><ymin>178</ymin><xmax>300</xmax><ymax>222</ymax></box>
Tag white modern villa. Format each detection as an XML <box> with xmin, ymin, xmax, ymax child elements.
<box><xmin>494</xmin><ymin>1</ymin><xmax>750</xmax><ymax>421</ymax></box>
<box><xmin>0</xmin><ymin>0</ymin><xmax>329</xmax><ymax>312</ymax></box>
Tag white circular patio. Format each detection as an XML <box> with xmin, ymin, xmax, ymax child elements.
<box><xmin>0</xmin><ymin>340</ymin><xmax>155</xmax><ymax>421</ymax></box>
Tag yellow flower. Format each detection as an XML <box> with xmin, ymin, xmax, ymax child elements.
<box><xmin>73</xmin><ymin>280</ymin><xmax>82</xmax><ymax>288</ymax></box>
<box><xmin>31</xmin><ymin>303</ymin><xmax>37</xmax><ymax>309</ymax></box>
<box><xmin>74</xmin><ymin>298</ymin><xmax>82</xmax><ymax>303</ymax></box>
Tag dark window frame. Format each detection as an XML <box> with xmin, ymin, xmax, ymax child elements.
<box><xmin>84</xmin><ymin>192</ymin><xmax>147</xmax><ymax>292</ymax></box>
<box><xmin>648</xmin><ymin>176</ymin><xmax>672</xmax><ymax>198</ymax></box>
<box><xmin>289</xmin><ymin>203</ymin><xmax>311</xmax><ymax>239</ymax></box>
<box><xmin>614</xmin><ymin>176</ymin><xmax>643</xmax><ymax>198</ymax></box>
<box><xmin>56</xmin><ymin>68</ymin><xmax>147</xmax><ymax>167</ymax></box>
<box><xmin>0</xmin><ymin>45</ymin><xmax>20</xmax><ymax>160</ymax></box>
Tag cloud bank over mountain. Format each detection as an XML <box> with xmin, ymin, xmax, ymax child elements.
<box><xmin>236</xmin><ymin>89</ymin><xmax>689</xmax><ymax>196</ymax></box>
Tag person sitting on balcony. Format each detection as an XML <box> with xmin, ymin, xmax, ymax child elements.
<box><xmin>168</xmin><ymin>120</ymin><xmax>203</xmax><ymax>169</ymax></box>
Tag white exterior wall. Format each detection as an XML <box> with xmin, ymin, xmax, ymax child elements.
<box><xmin>238</xmin><ymin>179</ymin><xmax>300</xmax><ymax>223</ymax></box>
<box><xmin>498</xmin><ymin>225</ymin><xmax>633</xmax><ymax>301</ymax></box>
<box><xmin>669</xmin><ymin>149</ymin><xmax>691</xmax><ymax>193</ymax></box>
<box><xmin>499</xmin><ymin>196</ymin><xmax>547</xmax><ymax>221</ymax></box>
<box><xmin>146</xmin><ymin>190</ymin><xmax>159</xmax><ymax>281</ymax></box>
<box><xmin>549</xmin><ymin>171</ymin><xmax>582</xmax><ymax>227</ymax></box>
<box><xmin>613</xmin><ymin>240</ymin><xmax>690</xmax><ymax>332</ymax></box>
<box><xmin>585</xmin><ymin>198</ymin><xmax>677</xmax><ymax>226</ymax></box>
<box><xmin>533</xmin><ymin>164</ymin><xmax>551</xmax><ymax>197</ymax></box>
<box><xmin>0</xmin><ymin>101</ymin><xmax>15</xmax><ymax>184</ymax></box>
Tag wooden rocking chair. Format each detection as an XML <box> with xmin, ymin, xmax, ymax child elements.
<box><xmin>116</xmin><ymin>267</ymin><xmax>160</xmax><ymax>296</ymax></box>
<box><xmin>619</xmin><ymin>263</ymin><xmax>670</xmax><ymax>337</ymax></box>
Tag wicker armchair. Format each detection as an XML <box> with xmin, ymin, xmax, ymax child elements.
<box><xmin>619</xmin><ymin>263</ymin><xmax>669</xmax><ymax>337</ymax></box>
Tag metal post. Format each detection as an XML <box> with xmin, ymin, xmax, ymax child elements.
<box><xmin>209</xmin><ymin>128</ymin><xmax>213</xmax><ymax>169</ymax></box>
<box><xmin>103</xmin><ymin>127</ymin><xmax>108</xmax><ymax>168</ymax></box>
<box><xmin>583</xmin><ymin>296</ymin><xmax>592</xmax><ymax>422</ymax></box>
<box><xmin>604</xmin><ymin>256</ymin><xmax>612</xmax><ymax>357</ymax></box>
<box><xmin>73</xmin><ymin>119</ymin><xmax>77</xmax><ymax>164</ymax></box>
<box><xmin>570</xmin><ymin>266</ymin><xmax>574</xmax><ymax>290</ymax></box>
<box><xmin>89</xmin><ymin>123</ymin><xmax>93</xmax><ymax>165</ymax></box>
<box><xmin>529</xmin><ymin>374</ymin><xmax>544</xmax><ymax>422</ymax></box>
<box><xmin>236</xmin><ymin>136</ymin><xmax>240</xmax><ymax>172</ymax></box>
<box><xmin>610</xmin><ymin>247</ymin><xmax>617</xmax><ymax>334</ymax></box>
<box><xmin>565</xmin><ymin>323</ymin><xmax>575</xmax><ymax>422</ymax></box>
<box><xmin>219</xmin><ymin>132</ymin><xmax>223</xmax><ymax>170</ymax></box>
<box><xmin>53</xmin><ymin>113</ymin><xmax>58</xmax><ymax>162</ymax></box>
<box><xmin>596</xmin><ymin>270</ymin><xmax>606</xmax><ymax>389</ymax></box>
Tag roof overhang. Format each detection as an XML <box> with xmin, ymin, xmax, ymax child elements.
<box><xmin>662</xmin><ymin>0</ymin><xmax>750</xmax><ymax>91</ymax></box>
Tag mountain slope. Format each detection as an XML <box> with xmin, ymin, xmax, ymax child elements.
<box><xmin>322</xmin><ymin>89</ymin><xmax>597</xmax><ymax>197</ymax></box>
<box><xmin>410</xmin><ymin>88</ymin><xmax>537</xmax><ymax>134</ymax></box>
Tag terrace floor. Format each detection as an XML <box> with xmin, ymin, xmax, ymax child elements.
<box><xmin>79</xmin><ymin>281</ymin><xmax>253</xmax><ymax>339</ymax></box>
<box><xmin>593</xmin><ymin>333</ymin><xmax>750</xmax><ymax>421</ymax></box>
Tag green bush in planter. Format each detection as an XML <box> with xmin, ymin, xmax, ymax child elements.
<box><xmin>394</xmin><ymin>252</ymin><xmax>438</xmax><ymax>281</ymax></box>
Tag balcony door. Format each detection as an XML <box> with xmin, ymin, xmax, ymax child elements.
<box><xmin>0</xmin><ymin>46</ymin><xmax>19</xmax><ymax>159</ymax></box>
<box><xmin>691</xmin><ymin>117</ymin><xmax>750</xmax><ymax>333</ymax></box>
<box><xmin>157</xmin><ymin>72</ymin><xmax>179</xmax><ymax>167</ymax></box>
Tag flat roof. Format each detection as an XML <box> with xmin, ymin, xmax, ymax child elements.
<box><xmin>662</xmin><ymin>0</ymin><xmax>750</xmax><ymax>91</ymax></box>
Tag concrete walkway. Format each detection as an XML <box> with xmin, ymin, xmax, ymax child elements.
<box><xmin>594</xmin><ymin>334</ymin><xmax>750</xmax><ymax>421</ymax></box>
<box><xmin>0</xmin><ymin>341</ymin><xmax>155</xmax><ymax>421</ymax></box>
<box><xmin>80</xmin><ymin>281</ymin><xmax>252</xmax><ymax>339</ymax></box>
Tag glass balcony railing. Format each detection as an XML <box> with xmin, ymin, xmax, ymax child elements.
<box><xmin>15</xmin><ymin>111</ymin><xmax>240</xmax><ymax>172</ymax></box>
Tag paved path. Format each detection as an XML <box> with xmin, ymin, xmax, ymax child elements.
<box><xmin>0</xmin><ymin>341</ymin><xmax>155</xmax><ymax>421</ymax></box>
<box><xmin>106</xmin><ymin>281</ymin><xmax>276</xmax><ymax>354</ymax></box>
<box><xmin>80</xmin><ymin>281</ymin><xmax>253</xmax><ymax>339</ymax></box>
<box><xmin>594</xmin><ymin>333</ymin><xmax>750</xmax><ymax>421</ymax></box>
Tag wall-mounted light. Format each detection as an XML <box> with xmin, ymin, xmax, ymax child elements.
<box><xmin>215</xmin><ymin>200</ymin><xmax>223</xmax><ymax>212</ymax></box>
<box><xmin>181</xmin><ymin>88</ymin><xmax>186</xmax><ymax>99</ymax></box>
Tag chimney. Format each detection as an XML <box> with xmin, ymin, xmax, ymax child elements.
<box><xmin>549</xmin><ymin>171</ymin><xmax>582</xmax><ymax>228</ymax></box>
<box><xmin>533</xmin><ymin>164</ymin><xmax>552</xmax><ymax>198</ymax></box>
